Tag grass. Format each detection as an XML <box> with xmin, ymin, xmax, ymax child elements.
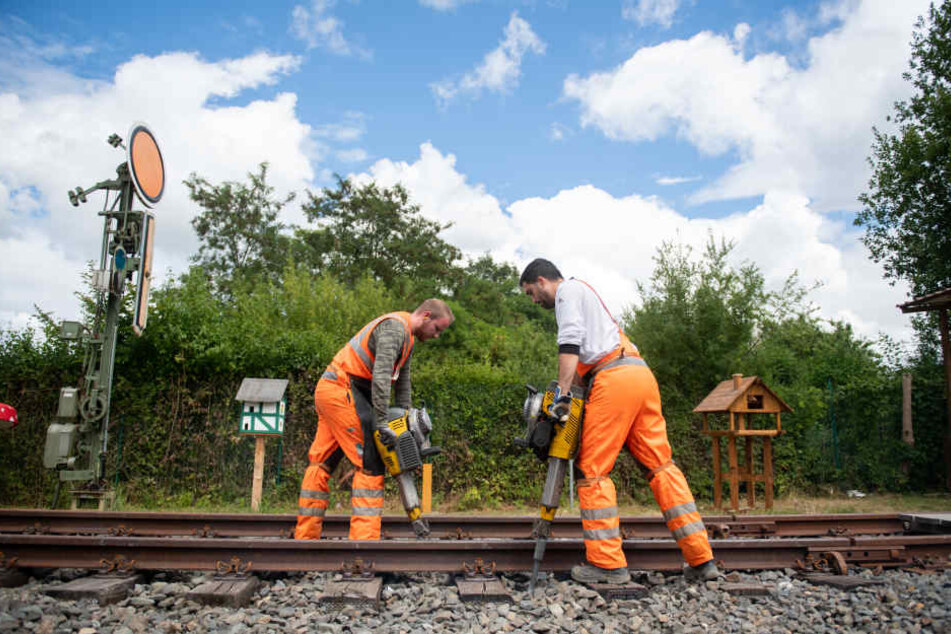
<box><xmin>99</xmin><ymin>489</ymin><xmax>951</xmax><ymax>517</ymax></box>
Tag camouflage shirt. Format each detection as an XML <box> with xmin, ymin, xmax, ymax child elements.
<box><xmin>367</xmin><ymin>317</ymin><xmax>413</xmax><ymax>428</ymax></box>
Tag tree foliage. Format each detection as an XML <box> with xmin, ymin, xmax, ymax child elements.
<box><xmin>856</xmin><ymin>1</ymin><xmax>951</xmax><ymax>297</ymax></box>
<box><xmin>185</xmin><ymin>163</ymin><xmax>295</xmax><ymax>288</ymax></box>
<box><xmin>296</xmin><ymin>177</ymin><xmax>462</xmax><ymax>297</ymax></box>
<box><xmin>2</xmin><ymin>168</ymin><xmax>948</xmax><ymax>509</ymax></box>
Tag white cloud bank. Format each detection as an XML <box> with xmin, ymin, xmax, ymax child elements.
<box><xmin>0</xmin><ymin>47</ymin><xmax>315</xmax><ymax>330</ymax></box>
<box><xmin>354</xmin><ymin>143</ymin><xmax>911</xmax><ymax>343</ymax></box>
<box><xmin>431</xmin><ymin>12</ymin><xmax>545</xmax><ymax>108</ymax></box>
<box><xmin>564</xmin><ymin>0</ymin><xmax>926</xmax><ymax>212</ymax></box>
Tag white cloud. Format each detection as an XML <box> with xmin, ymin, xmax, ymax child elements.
<box><xmin>622</xmin><ymin>0</ymin><xmax>682</xmax><ymax>29</ymax></box>
<box><xmin>0</xmin><ymin>46</ymin><xmax>315</xmax><ymax>325</ymax></box>
<box><xmin>431</xmin><ymin>12</ymin><xmax>545</xmax><ymax>108</ymax></box>
<box><xmin>350</xmin><ymin>142</ymin><xmax>911</xmax><ymax>342</ymax></box>
<box><xmin>312</xmin><ymin>111</ymin><xmax>367</xmax><ymax>142</ymax></box>
<box><xmin>337</xmin><ymin>148</ymin><xmax>369</xmax><ymax>163</ymax></box>
<box><xmin>354</xmin><ymin>143</ymin><xmax>509</xmax><ymax>255</ymax></box>
<box><xmin>419</xmin><ymin>0</ymin><xmax>477</xmax><ymax>10</ymax></box>
<box><xmin>564</xmin><ymin>0</ymin><xmax>927</xmax><ymax>211</ymax></box>
<box><xmin>549</xmin><ymin>122</ymin><xmax>572</xmax><ymax>141</ymax></box>
<box><xmin>655</xmin><ymin>174</ymin><xmax>701</xmax><ymax>186</ymax></box>
<box><xmin>290</xmin><ymin>0</ymin><xmax>370</xmax><ymax>59</ymax></box>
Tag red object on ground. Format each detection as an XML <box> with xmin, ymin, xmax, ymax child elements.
<box><xmin>0</xmin><ymin>402</ymin><xmax>18</xmax><ymax>429</ymax></box>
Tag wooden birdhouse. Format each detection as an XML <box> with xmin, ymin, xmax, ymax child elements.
<box><xmin>235</xmin><ymin>378</ymin><xmax>288</xmax><ymax>511</ymax></box>
<box><xmin>694</xmin><ymin>374</ymin><xmax>792</xmax><ymax>511</ymax></box>
<box><xmin>236</xmin><ymin>378</ymin><xmax>288</xmax><ymax>436</ymax></box>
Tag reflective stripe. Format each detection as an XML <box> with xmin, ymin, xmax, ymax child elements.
<box><xmin>351</xmin><ymin>488</ymin><xmax>384</xmax><ymax>498</ymax></box>
<box><xmin>663</xmin><ymin>502</ymin><xmax>698</xmax><ymax>523</ymax></box>
<box><xmin>672</xmin><ymin>520</ymin><xmax>706</xmax><ymax>541</ymax></box>
<box><xmin>352</xmin><ymin>506</ymin><xmax>384</xmax><ymax>516</ymax></box>
<box><xmin>321</xmin><ymin>370</ymin><xmax>338</xmax><ymax>382</ymax></box>
<box><xmin>299</xmin><ymin>489</ymin><xmax>329</xmax><ymax>500</ymax></box>
<box><xmin>598</xmin><ymin>356</ymin><xmax>647</xmax><ymax>373</ymax></box>
<box><xmin>580</xmin><ymin>506</ymin><xmax>619</xmax><ymax>520</ymax></box>
<box><xmin>348</xmin><ymin>339</ymin><xmax>374</xmax><ymax>368</ymax></box>
<box><xmin>583</xmin><ymin>526</ymin><xmax>621</xmax><ymax>541</ymax></box>
<box><xmin>298</xmin><ymin>506</ymin><xmax>326</xmax><ymax>517</ymax></box>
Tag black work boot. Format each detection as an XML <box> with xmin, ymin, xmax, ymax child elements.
<box><xmin>570</xmin><ymin>562</ymin><xmax>631</xmax><ymax>584</ymax></box>
<box><xmin>683</xmin><ymin>560</ymin><xmax>720</xmax><ymax>582</ymax></box>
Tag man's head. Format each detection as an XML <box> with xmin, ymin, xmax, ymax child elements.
<box><xmin>410</xmin><ymin>298</ymin><xmax>454</xmax><ymax>341</ymax></box>
<box><xmin>519</xmin><ymin>258</ymin><xmax>563</xmax><ymax>309</ymax></box>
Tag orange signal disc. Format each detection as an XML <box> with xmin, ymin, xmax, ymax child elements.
<box><xmin>128</xmin><ymin>123</ymin><xmax>165</xmax><ymax>207</ymax></box>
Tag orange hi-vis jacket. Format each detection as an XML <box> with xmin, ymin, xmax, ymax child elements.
<box><xmin>295</xmin><ymin>312</ymin><xmax>415</xmax><ymax>542</ymax></box>
<box><xmin>329</xmin><ymin>311</ymin><xmax>414</xmax><ymax>381</ymax></box>
<box><xmin>558</xmin><ymin>279</ymin><xmax>713</xmax><ymax>570</ymax></box>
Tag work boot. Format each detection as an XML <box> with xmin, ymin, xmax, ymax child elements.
<box><xmin>683</xmin><ymin>560</ymin><xmax>720</xmax><ymax>582</ymax></box>
<box><xmin>570</xmin><ymin>562</ymin><xmax>631</xmax><ymax>585</ymax></box>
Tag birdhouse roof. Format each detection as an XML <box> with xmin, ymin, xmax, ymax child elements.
<box><xmin>693</xmin><ymin>375</ymin><xmax>792</xmax><ymax>413</ymax></box>
<box><xmin>236</xmin><ymin>378</ymin><xmax>288</xmax><ymax>403</ymax></box>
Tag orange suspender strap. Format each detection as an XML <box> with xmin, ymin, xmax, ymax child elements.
<box><xmin>573</xmin><ymin>279</ymin><xmax>639</xmax><ymax>378</ymax></box>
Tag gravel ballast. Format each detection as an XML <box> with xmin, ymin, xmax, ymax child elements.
<box><xmin>1</xmin><ymin>567</ymin><xmax>948</xmax><ymax>633</ymax></box>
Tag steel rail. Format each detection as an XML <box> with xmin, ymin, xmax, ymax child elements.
<box><xmin>1</xmin><ymin>533</ymin><xmax>948</xmax><ymax>573</ymax></box>
<box><xmin>0</xmin><ymin>509</ymin><xmax>906</xmax><ymax>539</ymax></box>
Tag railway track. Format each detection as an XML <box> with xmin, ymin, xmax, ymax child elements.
<box><xmin>0</xmin><ymin>509</ymin><xmax>909</xmax><ymax>539</ymax></box>
<box><xmin>0</xmin><ymin>510</ymin><xmax>948</xmax><ymax>574</ymax></box>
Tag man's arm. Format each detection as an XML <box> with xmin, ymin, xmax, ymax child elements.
<box><xmin>394</xmin><ymin>352</ymin><xmax>412</xmax><ymax>410</ymax></box>
<box><xmin>369</xmin><ymin>319</ymin><xmax>408</xmax><ymax>428</ymax></box>
<box><xmin>557</xmin><ymin>352</ymin><xmax>580</xmax><ymax>395</ymax></box>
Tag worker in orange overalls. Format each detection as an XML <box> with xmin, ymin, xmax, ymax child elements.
<box><xmin>519</xmin><ymin>258</ymin><xmax>718</xmax><ymax>583</ymax></box>
<box><xmin>295</xmin><ymin>299</ymin><xmax>454</xmax><ymax>541</ymax></box>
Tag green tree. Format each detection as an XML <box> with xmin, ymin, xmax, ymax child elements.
<box><xmin>623</xmin><ymin>238</ymin><xmax>771</xmax><ymax>411</ymax></box>
<box><xmin>185</xmin><ymin>163</ymin><xmax>295</xmax><ymax>287</ymax></box>
<box><xmin>296</xmin><ymin>177</ymin><xmax>462</xmax><ymax>295</ymax></box>
<box><xmin>856</xmin><ymin>1</ymin><xmax>951</xmax><ymax>297</ymax></box>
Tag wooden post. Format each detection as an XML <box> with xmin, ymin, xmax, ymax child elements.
<box><xmin>728</xmin><ymin>436</ymin><xmax>739</xmax><ymax>511</ymax></box>
<box><xmin>252</xmin><ymin>436</ymin><xmax>266</xmax><ymax>511</ymax></box>
<box><xmin>745</xmin><ymin>436</ymin><xmax>755</xmax><ymax>508</ymax></box>
<box><xmin>763</xmin><ymin>436</ymin><xmax>773</xmax><ymax>509</ymax></box>
<box><xmin>422</xmin><ymin>463</ymin><xmax>432</xmax><ymax>514</ymax></box>
<box><xmin>940</xmin><ymin>308</ymin><xmax>951</xmax><ymax>492</ymax></box>
<box><xmin>712</xmin><ymin>437</ymin><xmax>722</xmax><ymax>509</ymax></box>
<box><xmin>902</xmin><ymin>372</ymin><xmax>914</xmax><ymax>446</ymax></box>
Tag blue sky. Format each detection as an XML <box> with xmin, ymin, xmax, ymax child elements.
<box><xmin>0</xmin><ymin>0</ymin><xmax>931</xmax><ymax>344</ymax></box>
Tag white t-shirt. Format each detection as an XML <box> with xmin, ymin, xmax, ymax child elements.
<box><xmin>555</xmin><ymin>278</ymin><xmax>620</xmax><ymax>365</ymax></box>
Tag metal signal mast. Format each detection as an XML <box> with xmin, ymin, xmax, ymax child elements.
<box><xmin>43</xmin><ymin>123</ymin><xmax>164</xmax><ymax>509</ymax></box>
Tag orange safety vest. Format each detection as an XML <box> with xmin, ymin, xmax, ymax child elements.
<box><xmin>329</xmin><ymin>311</ymin><xmax>415</xmax><ymax>381</ymax></box>
<box><xmin>571</xmin><ymin>280</ymin><xmax>641</xmax><ymax>379</ymax></box>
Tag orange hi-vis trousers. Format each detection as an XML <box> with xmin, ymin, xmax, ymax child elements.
<box><xmin>576</xmin><ymin>362</ymin><xmax>714</xmax><ymax>569</ymax></box>
<box><xmin>294</xmin><ymin>371</ymin><xmax>385</xmax><ymax>541</ymax></box>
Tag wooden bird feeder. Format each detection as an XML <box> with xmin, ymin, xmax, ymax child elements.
<box><xmin>235</xmin><ymin>378</ymin><xmax>288</xmax><ymax>511</ymax></box>
<box><xmin>694</xmin><ymin>373</ymin><xmax>792</xmax><ymax>511</ymax></box>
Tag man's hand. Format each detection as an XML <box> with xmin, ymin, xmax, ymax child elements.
<box><xmin>547</xmin><ymin>386</ymin><xmax>572</xmax><ymax>421</ymax></box>
<box><xmin>377</xmin><ymin>426</ymin><xmax>398</xmax><ymax>448</ymax></box>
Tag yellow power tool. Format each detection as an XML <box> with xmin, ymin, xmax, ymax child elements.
<box><xmin>516</xmin><ymin>381</ymin><xmax>586</xmax><ymax>593</ymax></box>
<box><xmin>373</xmin><ymin>406</ymin><xmax>441</xmax><ymax>538</ymax></box>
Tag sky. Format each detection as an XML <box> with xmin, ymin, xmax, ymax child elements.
<box><xmin>0</xmin><ymin>0</ymin><xmax>930</xmax><ymax>349</ymax></box>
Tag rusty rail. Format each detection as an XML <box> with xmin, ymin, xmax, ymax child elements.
<box><xmin>0</xmin><ymin>533</ymin><xmax>948</xmax><ymax>574</ymax></box>
<box><xmin>0</xmin><ymin>509</ymin><xmax>906</xmax><ymax>540</ymax></box>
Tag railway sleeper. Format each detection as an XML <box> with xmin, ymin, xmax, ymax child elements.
<box><xmin>318</xmin><ymin>558</ymin><xmax>382</xmax><ymax>610</ymax></box>
<box><xmin>457</xmin><ymin>558</ymin><xmax>512</xmax><ymax>603</ymax></box>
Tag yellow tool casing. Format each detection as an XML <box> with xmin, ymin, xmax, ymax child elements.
<box><xmin>373</xmin><ymin>413</ymin><xmax>422</xmax><ymax>477</ymax></box>
<box><xmin>539</xmin><ymin>380</ymin><xmax>585</xmax><ymax>462</ymax></box>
